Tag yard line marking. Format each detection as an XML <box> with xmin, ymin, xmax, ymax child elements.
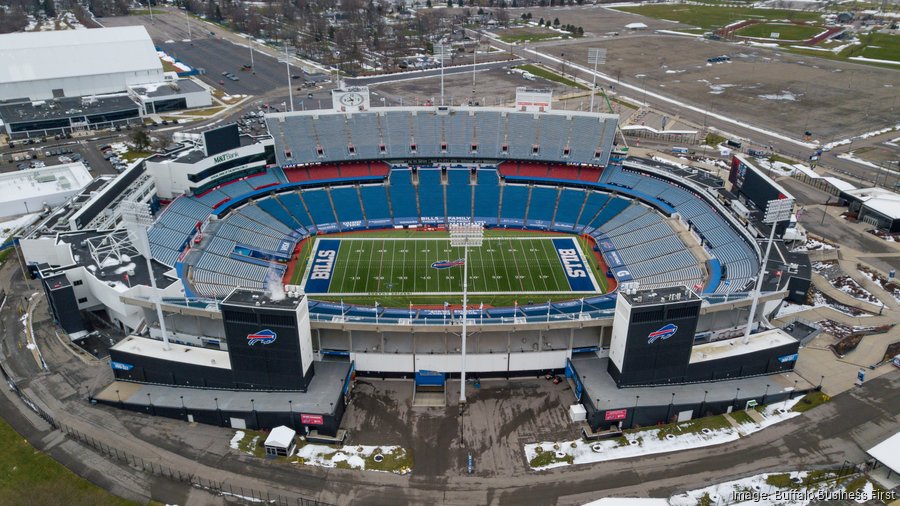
<box><xmin>539</xmin><ymin>238</ymin><xmax>563</xmax><ymax>292</ymax></box>
<box><xmin>508</xmin><ymin>237</ymin><xmax>526</xmax><ymax>292</ymax></box>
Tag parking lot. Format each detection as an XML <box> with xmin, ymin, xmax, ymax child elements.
<box><xmin>0</xmin><ymin>135</ymin><xmax>130</xmax><ymax>177</ymax></box>
<box><xmin>369</xmin><ymin>66</ymin><xmax>576</xmax><ymax>107</ymax></box>
<box><xmin>555</xmin><ymin>35</ymin><xmax>898</xmax><ymax>141</ymax></box>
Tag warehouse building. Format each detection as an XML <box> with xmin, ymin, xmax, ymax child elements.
<box><xmin>0</xmin><ymin>26</ymin><xmax>164</xmax><ymax>101</ymax></box>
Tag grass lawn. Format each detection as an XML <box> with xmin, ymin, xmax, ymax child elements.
<box><xmin>735</xmin><ymin>23</ymin><xmax>824</xmax><ymax>41</ymax></box>
<box><xmin>0</xmin><ymin>417</ymin><xmax>137</xmax><ymax>506</ymax></box>
<box><xmin>791</xmin><ymin>391</ymin><xmax>830</xmax><ymax>413</ymax></box>
<box><xmin>704</xmin><ymin>132</ymin><xmax>726</xmax><ymax>146</ymax></box>
<box><xmin>853</xmin><ymin>32</ymin><xmax>900</xmax><ymax>62</ymax></box>
<box><xmin>783</xmin><ymin>32</ymin><xmax>900</xmax><ymax>68</ymax></box>
<box><xmin>730</xmin><ymin>410</ymin><xmax>755</xmax><ymax>425</ymax></box>
<box><xmin>160</xmin><ymin>59</ymin><xmax>181</xmax><ymax>74</ymax></box>
<box><xmin>613</xmin><ymin>4</ymin><xmax>821</xmax><ymax>29</ymax></box>
<box><xmin>120</xmin><ymin>150</ymin><xmax>153</xmax><ymax>163</ymax></box>
<box><xmin>236</xmin><ymin>430</ymin><xmax>268</xmax><ymax>458</ymax></box>
<box><xmin>529</xmin><ymin>444</ymin><xmax>575</xmax><ymax>468</ymax></box>
<box><xmin>515</xmin><ymin>64</ymin><xmax>587</xmax><ymax>89</ymax></box>
<box><xmin>499</xmin><ymin>27</ymin><xmax>569</xmax><ymax>43</ymax></box>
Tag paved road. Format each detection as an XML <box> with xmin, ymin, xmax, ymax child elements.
<box><xmin>345</xmin><ymin>60</ymin><xmax>522</xmax><ymax>87</ymax></box>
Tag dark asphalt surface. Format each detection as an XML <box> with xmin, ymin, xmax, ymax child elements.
<box><xmin>162</xmin><ymin>38</ymin><xmax>295</xmax><ymax>97</ymax></box>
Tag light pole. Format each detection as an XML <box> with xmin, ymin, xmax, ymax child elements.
<box><xmin>435</xmin><ymin>43</ymin><xmax>452</xmax><ymax>106</ymax></box>
<box><xmin>587</xmin><ymin>48</ymin><xmax>607</xmax><ymax>113</ymax></box>
<box><xmin>249</xmin><ymin>38</ymin><xmax>255</xmax><ymax>70</ymax></box>
<box><xmin>280</xmin><ymin>43</ymin><xmax>295</xmax><ymax>112</ymax></box>
<box><xmin>451</xmin><ymin>222</ymin><xmax>484</xmax><ymax>405</ymax></box>
<box><xmin>743</xmin><ymin>198</ymin><xmax>794</xmax><ymax>345</ymax></box>
<box><xmin>122</xmin><ymin>202</ymin><xmax>171</xmax><ymax>350</ymax></box>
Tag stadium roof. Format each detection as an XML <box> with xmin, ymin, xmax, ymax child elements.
<box><xmin>0</xmin><ymin>26</ymin><xmax>162</xmax><ymax>85</ymax></box>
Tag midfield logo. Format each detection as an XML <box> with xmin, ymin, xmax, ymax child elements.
<box><xmin>432</xmin><ymin>259</ymin><xmax>465</xmax><ymax>269</ymax></box>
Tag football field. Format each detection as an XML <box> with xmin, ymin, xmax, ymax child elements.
<box><xmin>299</xmin><ymin>235</ymin><xmax>601</xmax><ymax>296</ymax></box>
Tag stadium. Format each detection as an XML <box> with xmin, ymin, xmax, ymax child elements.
<box><xmin>18</xmin><ymin>87</ymin><xmax>810</xmax><ymax>435</ymax></box>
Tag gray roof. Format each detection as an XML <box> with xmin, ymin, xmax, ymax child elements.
<box><xmin>0</xmin><ymin>26</ymin><xmax>162</xmax><ymax>84</ymax></box>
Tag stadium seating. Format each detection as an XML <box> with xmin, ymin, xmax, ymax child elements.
<box><xmin>473</xmin><ymin>169</ymin><xmax>500</xmax><ymax>223</ymax></box>
<box><xmin>359</xmin><ymin>185</ymin><xmax>391</xmax><ymax>226</ymax></box>
<box><xmin>446</xmin><ymin>170</ymin><xmax>473</xmax><ymax>219</ymax></box>
<box><xmin>500</xmin><ymin>184</ymin><xmax>529</xmax><ymax>224</ymax></box>
<box><xmin>552</xmin><ymin>189</ymin><xmax>588</xmax><ymax>229</ymax></box>
<box><xmin>331</xmin><ymin>186</ymin><xmax>365</xmax><ymax>224</ymax></box>
<box><xmin>148</xmin><ymin>158</ymin><xmax>755</xmax><ymax>301</ymax></box>
<box><xmin>601</xmin><ymin>165</ymin><xmax>757</xmax><ymax>293</ymax></box>
<box><xmin>301</xmin><ymin>189</ymin><xmax>339</xmax><ymax>228</ymax></box>
<box><xmin>526</xmin><ymin>186</ymin><xmax>559</xmax><ymax>226</ymax></box>
<box><xmin>267</xmin><ymin>108</ymin><xmax>619</xmax><ymax>166</ymax></box>
<box><xmin>388</xmin><ymin>169</ymin><xmax>418</xmax><ymax>223</ymax></box>
<box><xmin>417</xmin><ymin>170</ymin><xmax>445</xmax><ymax>221</ymax></box>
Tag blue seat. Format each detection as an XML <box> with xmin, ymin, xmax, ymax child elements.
<box><xmin>446</xmin><ymin>170</ymin><xmax>472</xmax><ymax>220</ymax></box>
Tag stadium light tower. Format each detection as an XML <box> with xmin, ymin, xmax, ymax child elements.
<box><xmin>435</xmin><ymin>43</ymin><xmax>453</xmax><ymax>106</ymax></box>
<box><xmin>121</xmin><ymin>201</ymin><xmax>171</xmax><ymax>350</ymax></box>
<box><xmin>743</xmin><ymin>198</ymin><xmax>794</xmax><ymax>344</ymax></box>
<box><xmin>587</xmin><ymin>48</ymin><xmax>607</xmax><ymax>113</ymax></box>
<box><xmin>450</xmin><ymin>222</ymin><xmax>484</xmax><ymax>404</ymax></box>
<box><xmin>280</xmin><ymin>43</ymin><xmax>295</xmax><ymax>112</ymax></box>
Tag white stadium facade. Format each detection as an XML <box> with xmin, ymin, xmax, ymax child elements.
<box><xmin>14</xmin><ymin>88</ymin><xmax>815</xmax><ymax>436</ymax></box>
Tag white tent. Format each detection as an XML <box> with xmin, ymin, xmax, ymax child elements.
<box><xmin>625</xmin><ymin>22</ymin><xmax>649</xmax><ymax>30</ymax></box>
<box><xmin>264</xmin><ymin>426</ymin><xmax>297</xmax><ymax>456</ymax></box>
<box><xmin>868</xmin><ymin>432</ymin><xmax>900</xmax><ymax>475</ymax></box>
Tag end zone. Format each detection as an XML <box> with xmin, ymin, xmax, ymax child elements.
<box><xmin>551</xmin><ymin>237</ymin><xmax>600</xmax><ymax>292</ymax></box>
<box><xmin>301</xmin><ymin>238</ymin><xmax>341</xmax><ymax>293</ymax></box>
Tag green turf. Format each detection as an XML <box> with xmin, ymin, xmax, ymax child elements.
<box><xmin>735</xmin><ymin>23</ymin><xmax>824</xmax><ymax>41</ymax></box>
<box><xmin>783</xmin><ymin>32</ymin><xmax>900</xmax><ymax>69</ymax></box>
<box><xmin>515</xmin><ymin>64</ymin><xmax>588</xmax><ymax>90</ymax></box>
<box><xmin>499</xmin><ymin>30</ymin><xmax>568</xmax><ymax>43</ymax></box>
<box><xmin>310</xmin><ymin>236</ymin><xmax>594</xmax><ymax>295</ymax></box>
<box><xmin>0</xmin><ymin>416</ymin><xmax>137</xmax><ymax>506</ymax></box>
<box><xmin>854</xmin><ymin>33</ymin><xmax>900</xmax><ymax>62</ymax></box>
<box><xmin>612</xmin><ymin>4</ymin><xmax>821</xmax><ymax>29</ymax></box>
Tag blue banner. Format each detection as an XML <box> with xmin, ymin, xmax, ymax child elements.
<box><xmin>778</xmin><ymin>353</ymin><xmax>799</xmax><ymax>363</ymax></box>
<box><xmin>551</xmin><ymin>238</ymin><xmax>596</xmax><ymax>291</ymax></box>
<box><xmin>304</xmin><ymin>239</ymin><xmax>341</xmax><ymax>293</ymax></box>
<box><xmin>111</xmin><ymin>361</ymin><xmax>134</xmax><ymax>371</ymax></box>
<box><xmin>416</xmin><ymin>370</ymin><xmax>445</xmax><ymax>386</ymax></box>
<box><xmin>611</xmin><ymin>266</ymin><xmax>634</xmax><ymax>282</ymax></box>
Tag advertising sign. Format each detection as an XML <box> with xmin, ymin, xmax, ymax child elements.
<box><xmin>604</xmin><ymin>409</ymin><xmax>627</xmax><ymax>421</ymax></box>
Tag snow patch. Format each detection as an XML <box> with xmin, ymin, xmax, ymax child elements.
<box><xmin>229</xmin><ymin>431</ymin><xmax>245</xmax><ymax>449</ymax></box>
<box><xmin>525</xmin><ymin>400</ymin><xmax>801</xmax><ymax>470</ymax></box>
<box><xmin>758</xmin><ymin>91</ymin><xmax>798</xmax><ymax>101</ymax></box>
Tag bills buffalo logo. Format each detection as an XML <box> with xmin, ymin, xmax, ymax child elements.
<box><xmin>432</xmin><ymin>259</ymin><xmax>465</xmax><ymax>269</ymax></box>
<box><xmin>647</xmin><ymin>324</ymin><xmax>678</xmax><ymax>344</ymax></box>
<box><xmin>247</xmin><ymin>329</ymin><xmax>277</xmax><ymax>346</ymax></box>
